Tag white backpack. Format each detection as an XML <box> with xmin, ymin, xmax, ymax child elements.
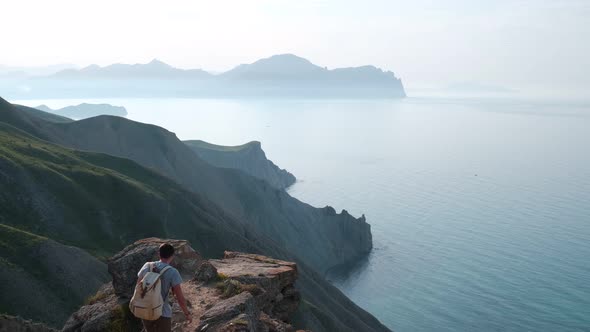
<box><xmin>129</xmin><ymin>263</ymin><xmax>172</xmax><ymax>321</ymax></box>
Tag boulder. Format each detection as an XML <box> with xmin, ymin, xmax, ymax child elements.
<box><xmin>194</xmin><ymin>260</ymin><xmax>219</xmax><ymax>283</ymax></box>
<box><xmin>108</xmin><ymin>238</ymin><xmax>201</xmax><ymax>298</ymax></box>
<box><xmin>210</xmin><ymin>252</ymin><xmax>300</xmax><ymax>322</ymax></box>
<box><xmin>61</xmin><ymin>284</ymin><xmax>119</xmax><ymax>332</ymax></box>
<box><xmin>259</xmin><ymin>312</ymin><xmax>296</xmax><ymax>332</ymax></box>
<box><xmin>197</xmin><ymin>292</ymin><xmax>259</xmax><ymax>331</ymax></box>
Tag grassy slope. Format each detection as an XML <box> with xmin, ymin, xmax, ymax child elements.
<box><xmin>0</xmin><ymin>223</ymin><xmax>109</xmax><ymax>327</ymax></box>
<box><xmin>0</xmin><ymin>123</ymin><xmax>162</xmax><ymax>255</ymax></box>
<box><xmin>0</xmin><ymin>122</ymin><xmax>255</xmax><ymax>258</ymax></box>
<box><xmin>0</xmin><ymin>223</ymin><xmax>46</xmax><ymax>270</ymax></box>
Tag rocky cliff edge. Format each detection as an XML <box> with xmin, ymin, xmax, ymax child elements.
<box><xmin>62</xmin><ymin>238</ymin><xmax>306</xmax><ymax>332</ymax></box>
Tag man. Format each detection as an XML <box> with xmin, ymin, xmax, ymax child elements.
<box><xmin>137</xmin><ymin>243</ymin><xmax>192</xmax><ymax>332</ymax></box>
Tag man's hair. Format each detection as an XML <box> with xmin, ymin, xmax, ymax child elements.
<box><xmin>159</xmin><ymin>243</ymin><xmax>175</xmax><ymax>259</ymax></box>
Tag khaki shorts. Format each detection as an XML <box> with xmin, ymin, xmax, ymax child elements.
<box><xmin>142</xmin><ymin>316</ymin><xmax>172</xmax><ymax>332</ymax></box>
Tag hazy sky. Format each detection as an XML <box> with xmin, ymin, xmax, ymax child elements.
<box><xmin>1</xmin><ymin>0</ymin><xmax>589</xmax><ymax>95</ymax></box>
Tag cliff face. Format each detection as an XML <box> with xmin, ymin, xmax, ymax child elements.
<box><xmin>64</xmin><ymin>238</ymin><xmax>303</xmax><ymax>332</ymax></box>
<box><xmin>0</xmin><ymin>99</ymin><xmax>371</xmax><ymax>275</ymax></box>
<box><xmin>184</xmin><ymin>140</ymin><xmax>296</xmax><ymax>190</ymax></box>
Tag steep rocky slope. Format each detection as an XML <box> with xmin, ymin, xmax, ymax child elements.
<box><xmin>184</xmin><ymin>140</ymin><xmax>296</xmax><ymax>190</ymax></box>
<box><xmin>0</xmin><ymin>224</ymin><xmax>109</xmax><ymax>327</ymax></box>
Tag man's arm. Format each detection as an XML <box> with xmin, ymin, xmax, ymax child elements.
<box><xmin>172</xmin><ymin>284</ymin><xmax>192</xmax><ymax>323</ymax></box>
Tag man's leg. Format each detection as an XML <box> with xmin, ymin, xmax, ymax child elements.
<box><xmin>143</xmin><ymin>317</ymin><xmax>171</xmax><ymax>332</ymax></box>
<box><xmin>142</xmin><ymin>319</ymin><xmax>157</xmax><ymax>332</ymax></box>
<box><xmin>156</xmin><ymin>317</ymin><xmax>172</xmax><ymax>332</ymax></box>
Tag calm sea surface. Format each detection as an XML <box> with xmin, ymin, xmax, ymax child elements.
<box><xmin>16</xmin><ymin>97</ymin><xmax>590</xmax><ymax>331</ymax></box>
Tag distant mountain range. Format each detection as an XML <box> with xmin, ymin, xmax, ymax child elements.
<box><xmin>0</xmin><ymin>54</ymin><xmax>406</xmax><ymax>98</ymax></box>
<box><xmin>48</xmin><ymin>54</ymin><xmax>401</xmax><ymax>84</ymax></box>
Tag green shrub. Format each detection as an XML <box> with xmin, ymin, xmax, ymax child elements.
<box><xmin>215</xmin><ymin>279</ymin><xmax>261</xmax><ymax>298</ymax></box>
<box><xmin>107</xmin><ymin>304</ymin><xmax>141</xmax><ymax>332</ymax></box>
<box><xmin>216</xmin><ymin>272</ymin><xmax>229</xmax><ymax>281</ymax></box>
<box><xmin>84</xmin><ymin>291</ymin><xmax>108</xmax><ymax>305</ymax></box>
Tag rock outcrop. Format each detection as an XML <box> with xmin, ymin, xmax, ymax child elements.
<box><xmin>64</xmin><ymin>238</ymin><xmax>302</xmax><ymax>332</ymax></box>
<box><xmin>184</xmin><ymin>140</ymin><xmax>296</xmax><ymax>190</ymax></box>
<box><xmin>209</xmin><ymin>252</ymin><xmax>301</xmax><ymax>325</ymax></box>
<box><xmin>61</xmin><ymin>284</ymin><xmax>122</xmax><ymax>332</ymax></box>
<box><xmin>108</xmin><ymin>238</ymin><xmax>202</xmax><ymax>299</ymax></box>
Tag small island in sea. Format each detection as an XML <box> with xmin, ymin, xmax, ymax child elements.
<box><xmin>35</xmin><ymin>103</ymin><xmax>127</xmax><ymax>119</ymax></box>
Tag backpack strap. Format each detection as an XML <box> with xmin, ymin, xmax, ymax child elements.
<box><xmin>140</xmin><ymin>263</ymin><xmax>171</xmax><ymax>296</ymax></box>
<box><xmin>138</xmin><ymin>262</ymin><xmax>155</xmax><ymax>290</ymax></box>
<box><xmin>149</xmin><ymin>263</ymin><xmax>171</xmax><ymax>275</ymax></box>
<box><xmin>142</xmin><ymin>265</ymin><xmax>174</xmax><ymax>294</ymax></box>
<box><xmin>159</xmin><ymin>266</ymin><xmax>173</xmax><ymax>277</ymax></box>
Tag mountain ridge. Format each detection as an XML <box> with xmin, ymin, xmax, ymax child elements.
<box><xmin>47</xmin><ymin>54</ymin><xmax>401</xmax><ymax>82</ymax></box>
<box><xmin>51</xmin><ymin>59</ymin><xmax>212</xmax><ymax>80</ymax></box>
<box><xmin>1</xmin><ymin>110</ymin><xmax>373</xmax><ymax>274</ymax></box>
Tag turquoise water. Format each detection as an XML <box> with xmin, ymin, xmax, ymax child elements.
<box><xmin>16</xmin><ymin>97</ymin><xmax>590</xmax><ymax>331</ymax></box>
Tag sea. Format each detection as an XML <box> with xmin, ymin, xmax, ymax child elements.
<box><xmin>15</xmin><ymin>96</ymin><xmax>590</xmax><ymax>331</ymax></box>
